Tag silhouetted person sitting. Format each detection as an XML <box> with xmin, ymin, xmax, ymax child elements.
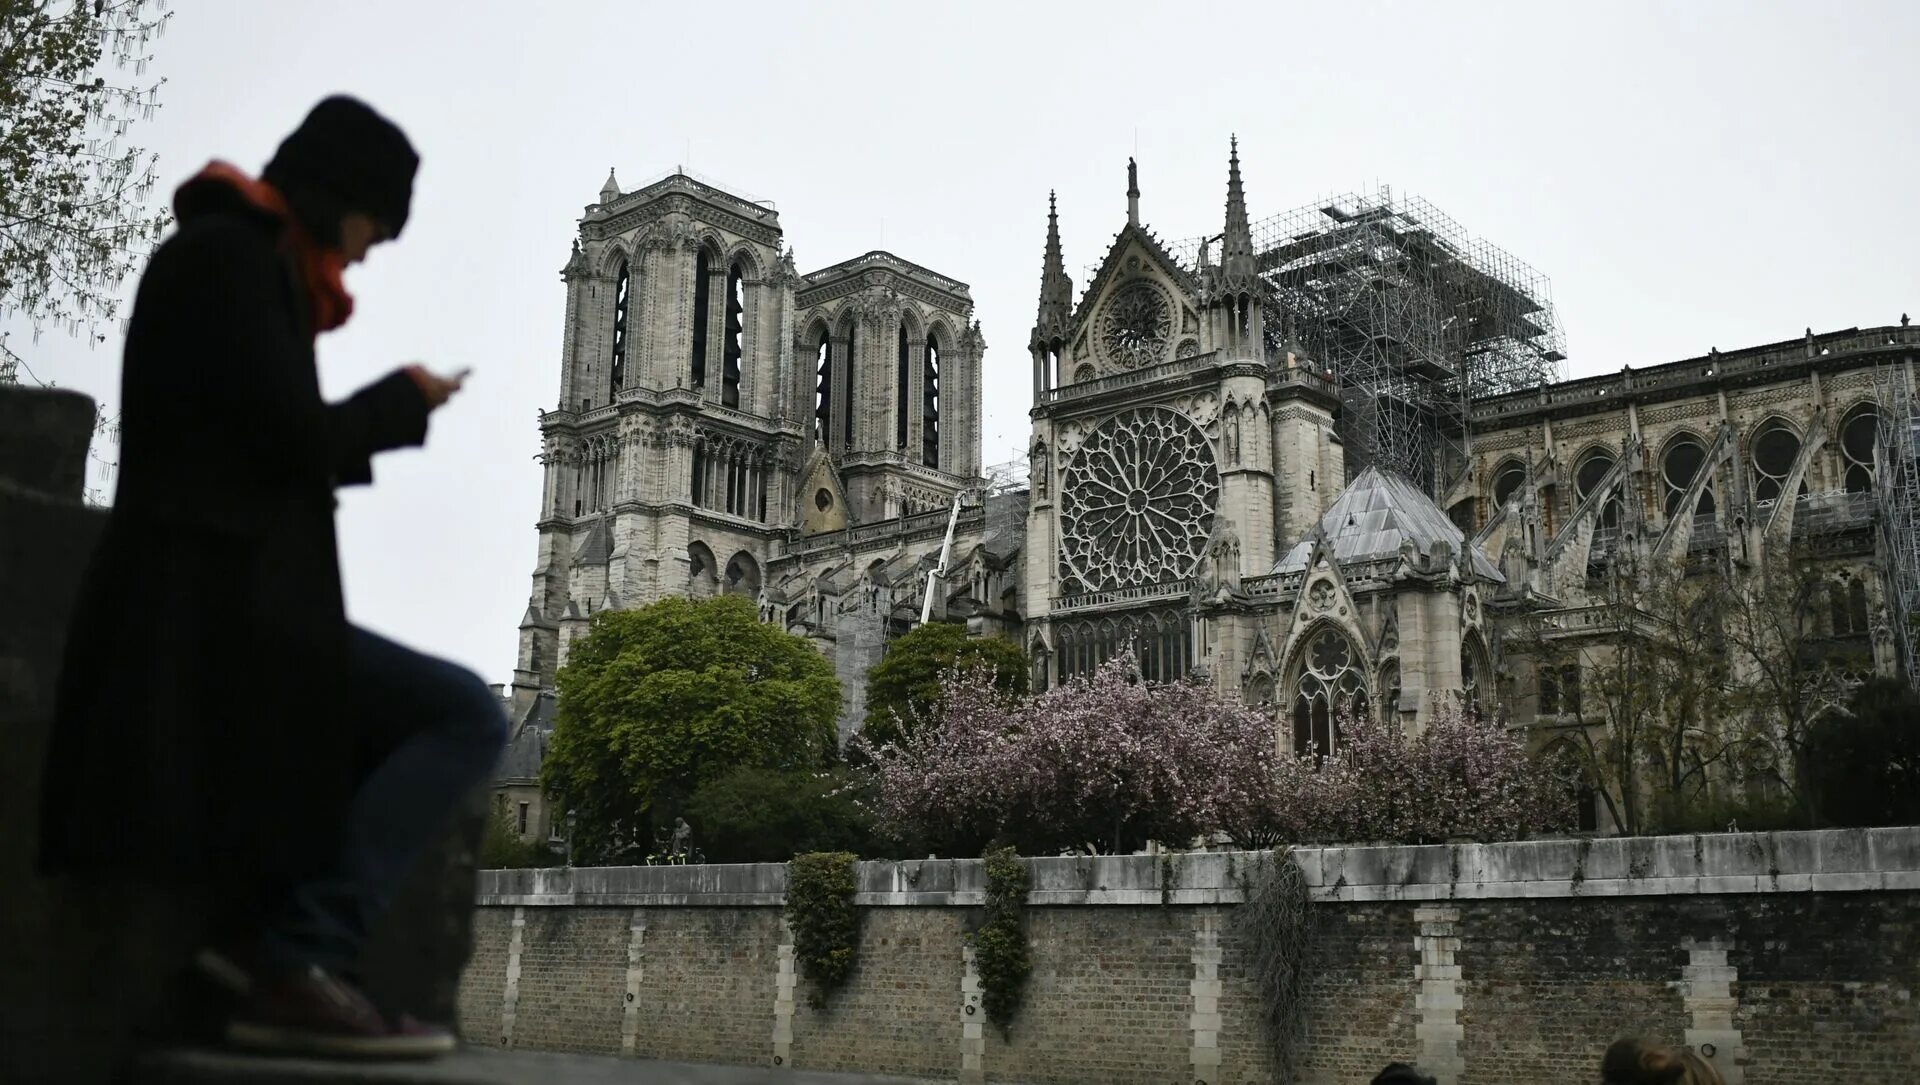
<box><xmin>36</xmin><ymin>96</ymin><xmax>507</xmax><ymax>1059</ymax></box>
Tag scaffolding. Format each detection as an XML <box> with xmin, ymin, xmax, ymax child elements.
<box><xmin>1170</xmin><ymin>186</ymin><xmax>1566</xmax><ymax>499</ymax></box>
<box><xmin>1874</xmin><ymin>359</ymin><xmax>1920</xmax><ymax>686</ymax></box>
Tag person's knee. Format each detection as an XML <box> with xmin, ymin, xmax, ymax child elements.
<box><xmin>445</xmin><ymin>668</ymin><xmax>510</xmax><ymax>756</ymax></box>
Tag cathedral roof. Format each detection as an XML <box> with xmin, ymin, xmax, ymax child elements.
<box><xmin>495</xmin><ymin>690</ymin><xmax>557</xmax><ymax>782</ymax></box>
<box><xmin>570</xmin><ymin>515</ymin><xmax>613</xmax><ymax>567</ymax></box>
<box><xmin>1274</xmin><ymin>466</ymin><xmax>1503</xmax><ymax>581</ymax></box>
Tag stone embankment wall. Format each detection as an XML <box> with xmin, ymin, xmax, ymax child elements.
<box><xmin>461</xmin><ymin>828</ymin><xmax>1920</xmax><ymax>1085</ymax></box>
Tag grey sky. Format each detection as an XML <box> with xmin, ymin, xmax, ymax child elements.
<box><xmin>13</xmin><ymin>0</ymin><xmax>1917</xmax><ymax>685</ymax></box>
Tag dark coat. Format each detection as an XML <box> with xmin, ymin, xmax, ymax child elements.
<box><xmin>36</xmin><ymin>189</ymin><xmax>430</xmax><ymax>886</ymax></box>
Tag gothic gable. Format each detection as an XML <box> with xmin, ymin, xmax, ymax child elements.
<box><xmin>798</xmin><ymin>448</ymin><xmax>851</xmax><ymax>536</ymax></box>
<box><xmin>1065</xmin><ymin>225</ymin><xmax>1204</xmax><ymax>380</ymax></box>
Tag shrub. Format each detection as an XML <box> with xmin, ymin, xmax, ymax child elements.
<box><xmin>685</xmin><ymin>765</ymin><xmax>879</xmax><ymax>863</ymax></box>
<box><xmin>478</xmin><ymin>804</ymin><xmax>559</xmax><ymax>869</ymax></box>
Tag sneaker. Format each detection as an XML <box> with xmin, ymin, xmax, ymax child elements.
<box><xmin>224</xmin><ymin>963</ymin><xmax>456</xmax><ymax>1060</ymax></box>
<box><xmin>193</xmin><ymin>937</ymin><xmax>260</xmax><ymax>997</ymax></box>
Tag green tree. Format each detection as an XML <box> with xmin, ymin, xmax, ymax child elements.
<box><xmin>860</xmin><ymin>621</ymin><xmax>1027</xmax><ymax>748</ymax></box>
<box><xmin>1802</xmin><ymin>677</ymin><xmax>1920</xmax><ymax>827</ymax></box>
<box><xmin>1</xmin><ymin>2</ymin><xmax>174</xmax><ymax>383</ymax></box>
<box><xmin>541</xmin><ymin>595</ymin><xmax>840</xmax><ymax>865</ymax></box>
<box><xmin>684</xmin><ymin>765</ymin><xmax>879</xmax><ymax>863</ymax></box>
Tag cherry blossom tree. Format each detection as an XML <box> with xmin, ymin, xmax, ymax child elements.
<box><xmin>864</xmin><ymin>655</ymin><xmax>1277</xmax><ymax>856</ymax></box>
<box><xmin>869</xmin><ymin>654</ymin><xmax>1572</xmax><ymax>854</ymax></box>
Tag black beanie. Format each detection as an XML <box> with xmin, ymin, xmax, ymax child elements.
<box><xmin>1371</xmin><ymin>1064</ymin><xmax>1437</xmax><ymax>1085</ymax></box>
<box><xmin>263</xmin><ymin>96</ymin><xmax>418</xmax><ymax>237</ymax></box>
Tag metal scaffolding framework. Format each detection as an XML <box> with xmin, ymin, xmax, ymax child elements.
<box><xmin>1169</xmin><ymin>186</ymin><xmax>1566</xmax><ymax>499</ymax></box>
<box><xmin>1875</xmin><ymin>359</ymin><xmax>1920</xmax><ymax>686</ymax></box>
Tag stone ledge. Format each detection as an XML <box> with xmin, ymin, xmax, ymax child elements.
<box><xmin>476</xmin><ymin>827</ymin><xmax>1920</xmax><ymax>907</ymax></box>
<box><xmin>130</xmin><ymin>1047</ymin><xmax>934</xmax><ymax>1084</ymax></box>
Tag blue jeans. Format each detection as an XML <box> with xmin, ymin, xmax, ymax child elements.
<box><xmin>262</xmin><ymin>626</ymin><xmax>508</xmax><ymax>972</ymax></box>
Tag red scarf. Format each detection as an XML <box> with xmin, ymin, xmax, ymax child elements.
<box><xmin>175</xmin><ymin>161</ymin><xmax>354</xmax><ymax>334</ymax></box>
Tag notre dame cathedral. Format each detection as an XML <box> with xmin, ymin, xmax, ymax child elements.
<box><xmin>498</xmin><ymin>147</ymin><xmax>1919</xmax><ymax>835</ymax></box>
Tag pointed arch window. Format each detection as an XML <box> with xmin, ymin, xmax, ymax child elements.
<box><xmin>1293</xmin><ymin>627</ymin><xmax>1367</xmax><ymax>759</ymax></box>
<box><xmin>1662</xmin><ymin>436</ymin><xmax>1714</xmax><ymax>520</ymax></box>
<box><xmin>690</xmin><ymin>248</ymin><xmax>712</xmax><ymax>387</ymax></box>
<box><xmin>896</xmin><ymin>323</ymin><xmax>910</xmax><ymax>449</ymax></box>
<box><xmin>722</xmin><ymin>260</ymin><xmax>745</xmax><ymax>407</ymax></box>
<box><xmin>609</xmin><ymin>259</ymin><xmax>630</xmax><ymax>394</ymax></box>
<box><xmin>840</xmin><ymin>324</ymin><xmax>857</xmax><ymax>449</ymax></box>
<box><xmin>923</xmin><ymin>332</ymin><xmax>941</xmax><ymax>469</ymax></box>
<box><xmin>1574</xmin><ymin>448</ymin><xmax>1622</xmax><ymax>530</ymax></box>
<box><xmin>1750</xmin><ymin>419</ymin><xmax>1803</xmax><ymax>505</ymax></box>
<box><xmin>1492</xmin><ymin>460</ymin><xmax>1526</xmax><ymax>509</ymax></box>
<box><xmin>813</xmin><ymin>327</ymin><xmax>832</xmax><ymax>445</ymax></box>
<box><xmin>1841</xmin><ymin>404</ymin><xmax>1879</xmax><ymax>494</ymax></box>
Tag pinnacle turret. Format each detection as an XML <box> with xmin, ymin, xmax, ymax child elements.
<box><xmin>1032</xmin><ymin>190</ymin><xmax>1074</xmax><ymax>349</ymax></box>
<box><xmin>1218</xmin><ymin>136</ymin><xmax>1256</xmax><ymax>295</ymax></box>
<box><xmin>599</xmin><ymin>168</ymin><xmax>621</xmax><ymax>204</ymax></box>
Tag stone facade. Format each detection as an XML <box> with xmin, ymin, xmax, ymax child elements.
<box><xmin>511</xmin><ymin>170</ymin><xmax>1007</xmax><ymax>750</ymax></box>
<box><xmin>459</xmin><ymin>828</ymin><xmax>1920</xmax><ymax>1084</ymax></box>
<box><xmin>507</xmin><ymin>154</ymin><xmax>1920</xmax><ymax>806</ymax></box>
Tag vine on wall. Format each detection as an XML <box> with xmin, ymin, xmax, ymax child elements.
<box><xmin>972</xmin><ymin>846</ymin><xmax>1032</xmax><ymax>1034</ymax></box>
<box><xmin>1237</xmin><ymin>847</ymin><xmax>1312</xmax><ymax>1082</ymax></box>
<box><xmin>787</xmin><ymin>851</ymin><xmax>861</xmax><ymax>1007</ymax></box>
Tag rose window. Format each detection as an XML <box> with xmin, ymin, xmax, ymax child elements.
<box><xmin>1098</xmin><ymin>281</ymin><xmax>1172</xmax><ymax>368</ymax></box>
<box><xmin>1058</xmin><ymin>406</ymin><xmax>1219</xmax><ymax>594</ymax></box>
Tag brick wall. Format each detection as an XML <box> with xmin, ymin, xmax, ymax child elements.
<box><xmin>460</xmin><ymin>829</ymin><xmax>1920</xmax><ymax>1084</ymax></box>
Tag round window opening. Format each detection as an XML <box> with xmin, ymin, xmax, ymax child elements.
<box><xmin>814</xmin><ymin>488</ymin><xmax>833</xmax><ymax>511</ymax></box>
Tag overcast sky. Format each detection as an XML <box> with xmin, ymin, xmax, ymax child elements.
<box><xmin>11</xmin><ymin>1</ymin><xmax>1917</xmax><ymax>685</ymax></box>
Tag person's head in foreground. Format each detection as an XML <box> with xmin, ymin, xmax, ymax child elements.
<box><xmin>1602</xmin><ymin>1037</ymin><xmax>1727</xmax><ymax>1085</ymax></box>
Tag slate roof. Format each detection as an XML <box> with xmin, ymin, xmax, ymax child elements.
<box><xmin>495</xmin><ymin>691</ymin><xmax>557</xmax><ymax>782</ymax></box>
<box><xmin>1274</xmin><ymin>466</ymin><xmax>1504</xmax><ymax>581</ymax></box>
<box><xmin>570</xmin><ymin>515</ymin><xmax>613</xmax><ymax>567</ymax></box>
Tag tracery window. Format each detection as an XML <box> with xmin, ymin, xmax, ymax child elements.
<box><xmin>1492</xmin><ymin>460</ymin><xmax>1526</xmax><ymax>509</ymax></box>
<box><xmin>1574</xmin><ymin>448</ymin><xmax>1622</xmax><ymax>530</ymax></box>
<box><xmin>1292</xmin><ymin>627</ymin><xmax>1367</xmax><ymax>759</ymax></box>
<box><xmin>1750</xmin><ymin>419</ymin><xmax>1803</xmax><ymax>505</ymax></box>
<box><xmin>1661</xmin><ymin>436</ymin><xmax>1715</xmax><ymax>521</ymax></box>
<box><xmin>1830</xmin><ymin>574</ymin><xmax>1871</xmax><ymax>636</ymax></box>
<box><xmin>1057</xmin><ymin>407</ymin><xmax>1219</xmax><ymax>594</ymax></box>
<box><xmin>1054</xmin><ymin>609</ymin><xmax>1192</xmax><ymax>684</ymax></box>
<box><xmin>1098</xmin><ymin>281</ymin><xmax>1172</xmax><ymax>368</ymax></box>
<box><xmin>1841</xmin><ymin>404</ymin><xmax>1879</xmax><ymax>494</ymax></box>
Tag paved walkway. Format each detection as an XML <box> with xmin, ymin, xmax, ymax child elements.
<box><xmin>136</xmin><ymin>1048</ymin><xmax>937</xmax><ymax>1085</ymax></box>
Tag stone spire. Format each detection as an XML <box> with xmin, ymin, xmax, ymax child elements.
<box><xmin>599</xmin><ymin>168</ymin><xmax>621</xmax><ymax>204</ymax></box>
<box><xmin>1126</xmin><ymin>157</ymin><xmax>1140</xmax><ymax>227</ymax></box>
<box><xmin>1218</xmin><ymin>136</ymin><xmax>1256</xmax><ymax>296</ymax></box>
<box><xmin>1032</xmin><ymin>191</ymin><xmax>1074</xmax><ymax>347</ymax></box>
